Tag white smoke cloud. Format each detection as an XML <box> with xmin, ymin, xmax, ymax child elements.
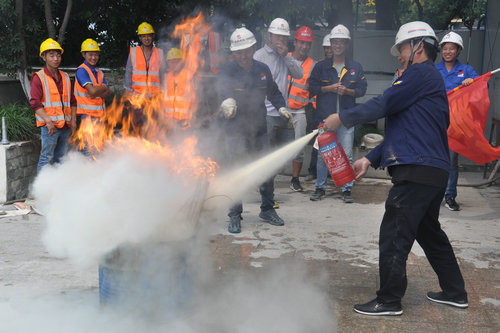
<box><xmin>33</xmin><ymin>137</ymin><xmax>207</xmax><ymax>268</ymax></box>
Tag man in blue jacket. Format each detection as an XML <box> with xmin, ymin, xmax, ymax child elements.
<box><xmin>217</xmin><ymin>28</ymin><xmax>288</xmax><ymax>234</ymax></box>
<box><xmin>308</xmin><ymin>24</ymin><xmax>367</xmax><ymax>203</ymax></box>
<box><xmin>324</xmin><ymin>21</ymin><xmax>468</xmax><ymax>316</ymax></box>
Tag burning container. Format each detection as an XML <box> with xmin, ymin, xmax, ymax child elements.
<box><xmin>98</xmin><ymin>181</ymin><xmax>209</xmax><ymax>314</ymax></box>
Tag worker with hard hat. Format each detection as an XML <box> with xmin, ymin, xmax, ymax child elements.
<box><xmin>30</xmin><ymin>38</ymin><xmax>77</xmax><ymax>173</ymax></box>
<box><xmin>287</xmin><ymin>26</ymin><xmax>316</xmax><ymax>192</ymax></box>
<box><xmin>436</xmin><ymin>31</ymin><xmax>479</xmax><ymax>212</ymax></box>
<box><xmin>309</xmin><ymin>24</ymin><xmax>367</xmax><ymax>203</ymax></box>
<box><xmin>323</xmin><ymin>21</ymin><xmax>468</xmax><ymax>316</ymax></box>
<box><xmin>254</xmin><ymin>18</ymin><xmax>303</xmax><ymax>148</ymax></box>
<box><xmin>322</xmin><ymin>34</ymin><xmax>333</xmax><ymax>59</ymax></box>
<box><xmin>161</xmin><ymin>47</ymin><xmax>195</xmax><ymax>127</ymax></box>
<box><xmin>124</xmin><ymin>22</ymin><xmax>165</xmax><ymax>95</ymax></box>
<box><xmin>217</xmin><ymin>27</ymin><xmax>288</xmax><ymax>233</ymax></box>
<box><xmin>74</xmin><ymin>38</ymin><xmax>111</xmax><ymax>156</ymax></box>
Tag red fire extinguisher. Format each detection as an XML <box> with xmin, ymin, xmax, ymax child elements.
<box><xmin>317</xmin><ymin>125</ymin><xmax>355</xmax><ymax>187</ymax></box>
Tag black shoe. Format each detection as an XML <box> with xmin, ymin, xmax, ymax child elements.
<box><xmin>445</xmin><ymin>198</ymin><xmax>460</xmax><ymax>211</ymax></box>
<box><xmin>426</xmin><ymin>291</ymin><xmax>468</xmax><ymax>308</ymax></box>
<box><xmin>259</xmin><ymin>209</ymin><xmax>285</xmax><ymax>226</ymax></box>
<box><xmin>343</xmin><ymin>191</ymin><xmax>354</xmax><ymax>203</ymax></box>
<box><xmin>353</xmin><ymin>299</ymin><xmax>403</xmax><ymax>316</ymax></box>
<box><xmin>290</xmin><ymin>177</ymin><xmax>304</xmax><ymax>192</ymax></box>
<box><xmin>310</xmin><ymin>188</ymin><xmax>325</xmax><ymax>201</ymax></box>
<box><xmin>228</xmin><ymin>215</ymin><xmax>241</xmax><ymax>233</ymax></box>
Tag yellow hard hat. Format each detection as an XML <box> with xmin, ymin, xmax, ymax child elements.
<box><xmin>81</xmin><ymin>38</ymin><xmax>101</xmax><ymax>52</ymax></box>
<box><xmin>167</xmin><ymin>48</ymin><xmax>182</xmax><ymax>60</ymax></box>
<box><xmin>39</xmin><ymin>38</ymin><xmax>63</xmax><ymax>58</ymax></box>
<box><xmin>137</xmin><ymin>22</ymin><xmax>155</xmax><ymax>35</ymax></box>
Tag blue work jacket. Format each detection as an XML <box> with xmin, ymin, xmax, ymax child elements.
<box><xmin>435</xmin><ymin>60</ymin><xmax>479</xmax><ymax>91</ymax></box>
<box><xmin>217</xmin><ymin>60</ymin><xmax>286</xmax><ymax>136</ymax></box>
<box><xmin>308</xmin><ymin>58</ymin><xmax>367</xmax><ymax>125</ymax></box>
<box><xmin>340</xmin><ymin>60</ymin><xmax>450</xmax><ymax>171</ymax></box>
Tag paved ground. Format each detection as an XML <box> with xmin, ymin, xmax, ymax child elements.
<box><xmin>0</xmin><ymin>171</ymin><xmax>499</xmax><ymax>332</ymax></box>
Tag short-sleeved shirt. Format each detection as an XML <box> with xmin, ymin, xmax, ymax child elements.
<box><xmin>75</xmin><ymin>60</ymin><xmax>108</xmax><ymax>87</ymax></box>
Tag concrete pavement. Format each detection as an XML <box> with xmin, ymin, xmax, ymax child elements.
<box><xmin>0</xmin><ymin>171</ymin><xmax>499</xmax><ymax>332</ymax></box>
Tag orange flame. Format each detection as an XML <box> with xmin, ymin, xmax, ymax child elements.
<box><xmin>71</xmin><ymin>12</ymin><xmax>218</xmax><ymax>180</ymax></box>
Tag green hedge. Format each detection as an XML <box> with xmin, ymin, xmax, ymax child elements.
<box><xmin>0</xmin><ymin>103</ymin><xmax>39</xmax><ymax>142</ymax></box>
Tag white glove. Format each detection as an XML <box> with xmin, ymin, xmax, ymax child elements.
<box><xmin>278</xmin><ymin>107</ymin><xmax>294</xmax><ymax>129</ymax></box>
<box><xmin>220</xmin><ymin>98</ymin><xmax>237</xmax><ymax>119</ymax></box>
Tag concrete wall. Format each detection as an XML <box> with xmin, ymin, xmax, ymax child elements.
<box><xmin>0</xmin><ymin>141</ymin><xmax>40</xmax><ymax>203</ymax></box>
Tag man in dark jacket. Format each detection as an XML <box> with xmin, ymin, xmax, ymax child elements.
<box><xmin>308</xmin><ymin>24</ymin><xmax>367</xmax><ymax>203</ymax></box>
<box><xmin>324</xmin><ymin>21</ymin><xmax>468</xmax><ymax>316</ymax></box>
<box><xmin>218</xmin><ymin>28</ymin><xmax>287</xmax><ymax>234</ymax></box>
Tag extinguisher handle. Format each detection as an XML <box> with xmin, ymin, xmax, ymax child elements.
<box><xmin>317</xmin><ymin>123</ymin><xmax>325</xmax><ymax>135</ymax></box>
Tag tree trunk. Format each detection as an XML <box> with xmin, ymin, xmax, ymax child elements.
<box><xmin>44</xmin><ymin>0</ymin><xmax>56</xmax><ymax>39</ymax></box>
<box><xmin>15</xmin><ymin>0</ymin><xmax>30</xmax><ymax>100</ymax></box>
<box><xmin>376</xmin><ymin>0</ymin><xmax>396</xmax><ymax>30</ymax></box>
<box><xmin>414</xmin><ymin>0</ymin><xmax>423</xmax><ymax>21</ymax></box>
<box><xmin>58</xmin><ymin>0</ymin><xmax>72</xmax><ymax>45</ymax></box>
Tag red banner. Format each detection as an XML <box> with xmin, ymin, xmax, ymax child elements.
<box><xmin>447</xmin><ymin>71</ymin><xmax>500</xmax><ymax>165</ymax></box>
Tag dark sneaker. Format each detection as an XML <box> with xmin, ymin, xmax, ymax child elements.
<box><xmin>426</xmin><ymin>291</ymin><xmax>468</xmax><ymax>308</ymax></box>
<box><xmin>353</xmin><ymin>299</ymin><xmax>403</xmax><ymax>316</ymax></box>
<box><xmin>290</xmin><ymin>177</ymin><xmax>304</xmax><ymax>192</ymax></box>
<box><xmin>343</xmin><ymin>191</ymin><xmax>354</xmax><ymax>203</ymax></box>
<box><xmin>273</xmin><ymin>200</ymin><xmax>280</xmax><ymax>209</ymax></box>
<box><xmin>445</xmin><ymin>198</ymin><xmax>460</xmax><ymax>211</ymax></box>
<box><xmin>259</xmin><ymin>209</ymin><xmax>285</xmax><ymax>226</ymax></box>
<box><xmin>228</xmin><ymin>215</ymin><xmax>241</xmax><ymax>233</ymax></box>
<box><xmin>310</xmin><ymin>188</ymin><xmax>325</xmax><ymax>201</ymax></box>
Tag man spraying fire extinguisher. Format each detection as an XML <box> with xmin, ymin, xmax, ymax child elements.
<box><xmin>323</xmin><ymin>21</ymin><xmax>468</xmax><ymax>316</ymax></box>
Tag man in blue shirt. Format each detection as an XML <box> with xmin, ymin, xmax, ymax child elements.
<box><xmin>217</xmin><ymin>28</ymin><xmax>288</xmax><ymax>234</ymax></box>
<box><xmin>308</xmin><ymin>24</ymin><xmax>367</xmax><ymax>203</ymax></box>
<box><xmin>324</xmin><ymin>21</ymin><xmax>468</xmax><ymax>316</ymax></box>
<box><xmin>436</xmin><ymin>31</ymin><xmax>479</xmax><ymax>211</ymax></box>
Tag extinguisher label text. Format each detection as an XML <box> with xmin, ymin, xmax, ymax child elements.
<box><xmin>319</xmin><ymin>141</ymin><xmax>338</xmax><ymax>153</ymax></box>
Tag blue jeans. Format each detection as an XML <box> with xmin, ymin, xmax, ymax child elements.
<box><xmin>225</xmin><ymin>132</ymin><xmax>274</xmax><ymax>217</ymax></box>
<box><xmin>37</xmin><ymin>126</ymin><xmax>72</xmax><ymax>173</ymax></box>
<box><xmin>445</xmin><ymin>150</ymin><xmax>459</xmax><ymax>200</ymax></box>
<box><xmin>315</xmin><ymin>125</ymin><xmax>354</xmax><ymax>192</ymax></box>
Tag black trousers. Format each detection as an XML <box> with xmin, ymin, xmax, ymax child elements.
<box><xmin>376</xmin><ymin>181</ymin><xmax>467</xmax><ymax>304</ymax></box>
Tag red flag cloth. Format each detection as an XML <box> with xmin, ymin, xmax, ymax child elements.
<box><xmin>447</xmin><ymin>71</ymin><xmax>500</xmax><ymax>165</ymax></box>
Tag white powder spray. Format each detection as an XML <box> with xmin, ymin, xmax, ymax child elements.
<box><xmin>205</xmin><ymin>130</ymin><xmax>318</xmax><ymax>209</ymax></box>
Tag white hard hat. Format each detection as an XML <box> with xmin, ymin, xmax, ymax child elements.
<box><xmin>440</xmin><ymin>31</ymin><xmax>464</xmax><ymax>49</ymax></box>
<box><xmin>322</xmin><ymin>34</ymin><xmax>331</xmax><ymax>47</ymax></box>
<box><xmin>329</xmin><ymin>24</ymin><xmax>351</xmax><ymax>40</ymax></box>
<box><xmin>230</xmin><ymin>27</ymin><xmax>257</xmax><ymax>51</ymax></box>
<box><xmin>391</xmin><ymin>21</ymin><xmax>438</xmax><ymax>56</ymax></box>
<box><xmin>268</xmin><ymin>18</ymin><xmax>290</xmax><ymax>36</ymax></box>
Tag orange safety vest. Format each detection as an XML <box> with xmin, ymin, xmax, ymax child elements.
<box><xmin>208</xmin><ymin>31</ymin><xmax>223</xmax><ymax>74</ymax></box>
<box><xmin>162</xmin><ymin>71</ymin><xmax>193</xmax><ymax>120</ymax></box>
<box><xmin>33</xmin><ymin>69</ymin><xmax>72</xmax><ymax>128</ymax></box>
<box><xmin>130</xmin><ymin>46</ymin><xmax>164</xmax><ymax>94</ymax></box>
<box><xmin>74</xmin><ymin>63</ymin><xmax>106</xmax><ymax>117</ymax></box>
<box><xmin>288</xmin><ymin>55</ymin><xmax>316</xmax><ymax>110</ymax></box>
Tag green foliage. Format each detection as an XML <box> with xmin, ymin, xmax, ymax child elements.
<box><xmin>0</xmin><ymin>0</ymin><xmax>21</xmax><ymax>73</ymax></box>
<box><xmin>0</xmin><ymin>103</ymin><xmax>39</xmax><ymax>142</ymax></box>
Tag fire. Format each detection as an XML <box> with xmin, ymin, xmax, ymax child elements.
<box><xmin>71</xmin><ymin>12</ymin><xmax>218</xmax><ymax>180</ymax></box>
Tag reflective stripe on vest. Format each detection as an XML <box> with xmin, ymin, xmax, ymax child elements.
<box><xmin>162</xmin><ymin>71</ymin><xmax>193</xmax><ymax>120</ymax></box>
<box><xmin>33</xmin><ymin>69</ymin><xmax>72</xmax><ymax>128</ymax></box>
<box><xmin>74</xmin><ymin>63</ymin><xmax>106</xmax><ymax>117</ymax></box>
<box><xmin>130</xmin><ymin>46</ymin><xmax>164</xmax><ymax>94</ymax></box>
<box><xmin>288</xmin><ymin>56</ymin><xmax>316</xmax><ymax>110</ymax></box>
<box><xmin>208</xmin><ymin>31</ymin><xmax>223</xmax><ymax>74</ymax></box>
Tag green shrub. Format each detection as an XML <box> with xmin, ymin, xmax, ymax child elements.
<box><xmin>0</xmin><ymin>102</ymin><xmax>40</xmax><ymax>142</ymax></box>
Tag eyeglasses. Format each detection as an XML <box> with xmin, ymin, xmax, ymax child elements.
<box><xmin>331</xmin><ymin>39</ymin><xmax>347</xmax><ymax>45</ymax></box>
